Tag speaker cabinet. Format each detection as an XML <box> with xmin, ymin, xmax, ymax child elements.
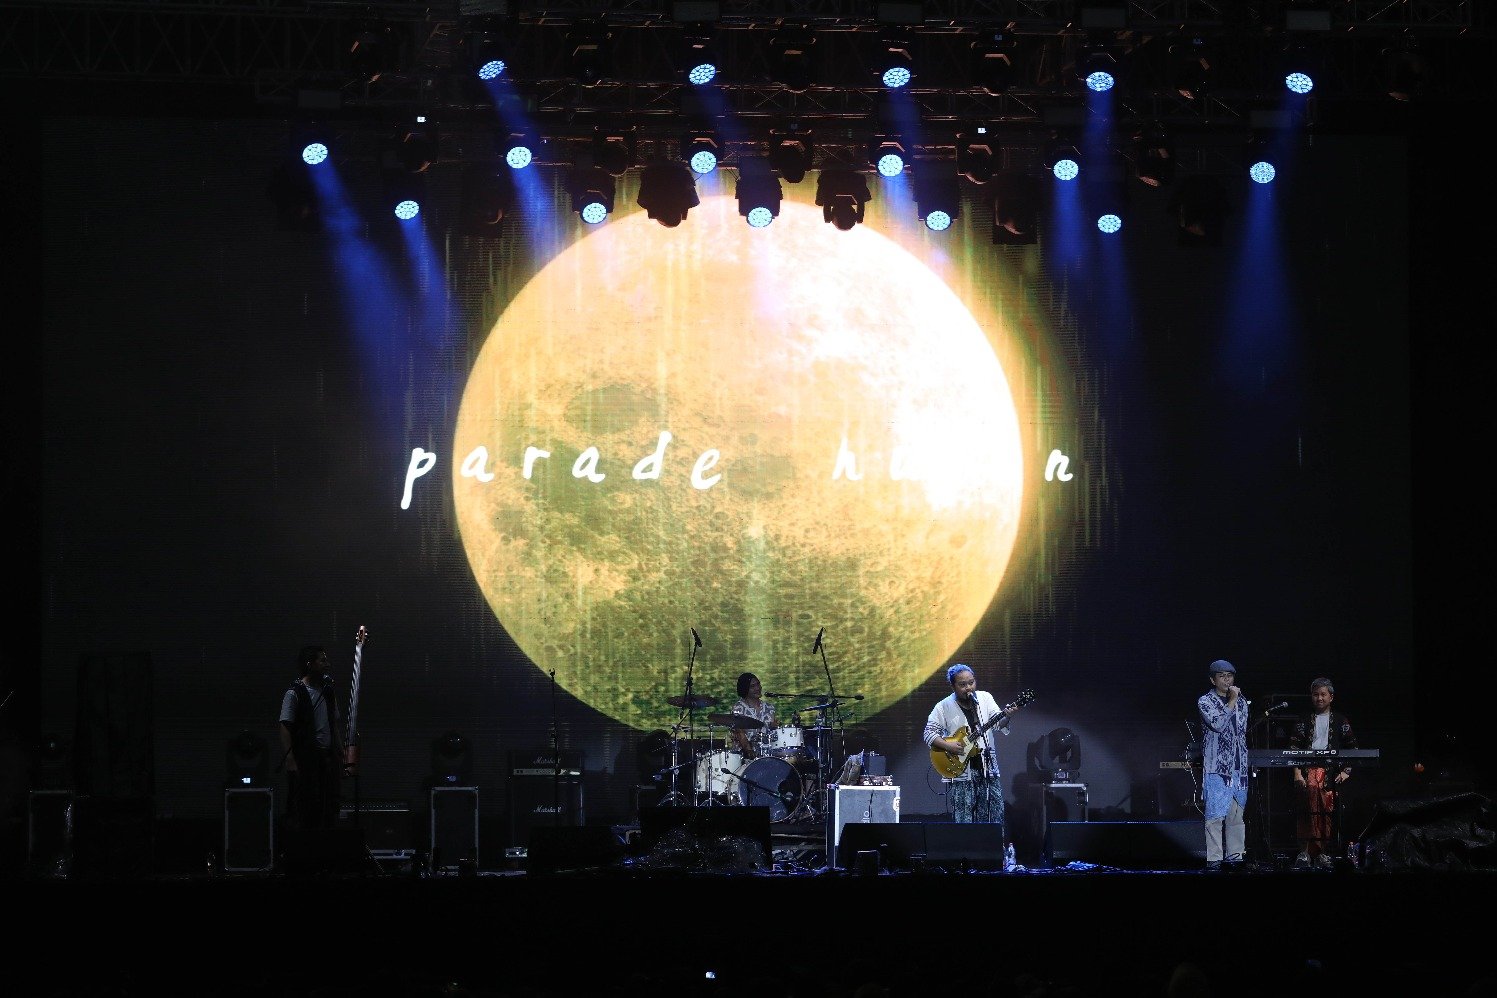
<box><xmin>431</xmin><ymin>786</ymin><xmax>479</xmax><ymax>871</ymax></box>
<box><xmin>836</xmin><ymin>821</ymin><xmax>1006</xmax><ymax>871</ymax></box>
<box><xmin>827</xmin><ymin>785</ymin><xmax>900</xmax><ymax>867</ymax></box>
<box><xmin>507</xmin><ymin>778</ymin><xmax>582</xmax><ymax>850</ymax></box>
<box><xmin>224</xmin><ymin>788</ymin><xmax>274</xmax><ymax>873</ymax></box>
<box><xmin>1046</xmin><ymin>820</ymin><xmax>1204</xmax><ymax>869</ymax></box>
<box><xmin>339</xmin><ymin>801</ymin><xmax>413</xmax><ymax>854</ymax></box>
<box><xmin>526</xmin><ymin>826</ymin><xmax>625</xmax><ymax>875</ymax></box>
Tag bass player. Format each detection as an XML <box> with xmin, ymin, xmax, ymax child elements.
<box><xmin>923</xmin><ymin>664</ymin><xmax>1018</xmax><ymax>827</ymax></box>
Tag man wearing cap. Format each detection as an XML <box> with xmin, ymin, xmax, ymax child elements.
<box><xmin>1197</xmin><ymin>659</ymin><xmax>1250</xmax><ymax>870</ymax></box>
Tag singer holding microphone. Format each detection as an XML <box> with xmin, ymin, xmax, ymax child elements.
<box><xmin>277</xmin><ymin>644</ymin><xmax>348</xmax><ymax>834</ymax></box>
<box><xmin>923</xmin><ymin>664</ymin><xmax>1013</xmax><ymax>828</ymax></box>
<box><xmin>1197</xmin><ymin>659</ymin><xmax>1250</xmax><ymax>870</ymax></box>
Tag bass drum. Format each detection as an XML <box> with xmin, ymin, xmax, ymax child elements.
<box><xmin>735</xmin><ymin>757</ymin><xmax>804</xmax><ymax>822</ymax></box>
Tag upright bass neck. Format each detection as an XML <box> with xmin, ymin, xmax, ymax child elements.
<box><xmin>345</xmin><ymin>625</ymin><xmax>367</xmax><ymax>767</ymax></box>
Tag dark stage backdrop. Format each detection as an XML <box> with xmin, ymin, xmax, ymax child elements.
<box><xmin>24</xmin><ymin>116</ymin><xmax>1416</xmax><ymax>859</ymax></box>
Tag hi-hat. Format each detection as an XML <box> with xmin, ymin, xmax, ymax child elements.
<box><xmin>666</xmin><ymin>694</ymin><xmax>718</xmax><ymax>709</ymax></box>
<box><xmin>707</xmin><ymin>713</ymin><xmax>764</xmax><ymax>730</ymax></box>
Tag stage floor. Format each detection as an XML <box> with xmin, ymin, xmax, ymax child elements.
<box><xmin>9</xmin><ymin>833</ymin><xmax>1495</xmax><ymax>998</ymax></box>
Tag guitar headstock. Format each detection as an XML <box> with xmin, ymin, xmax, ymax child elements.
<box><xmin>355</xmin><ymin>625</ymin><xmax>369</xmax><ymax>646</ymax></box>
<box><xmin>1010</xmin><ymin>688</ymin><xmax>1036</xmax><ymax>710</ymax></box>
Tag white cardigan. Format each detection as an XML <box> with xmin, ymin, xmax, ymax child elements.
<box><xmin>922</xmin><ymin>691</ymin><xmax>1006</xmax><ymax>783</ymax></box>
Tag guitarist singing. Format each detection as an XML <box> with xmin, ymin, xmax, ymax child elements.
<box><xmin>923</xmin><ymin>664</ymin><xmax>1018</xmax><ymax>828</ymax></box>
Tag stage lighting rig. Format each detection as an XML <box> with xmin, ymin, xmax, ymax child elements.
<box><xmin>914</xmin><ymin>171</ymin><xmax>960</xmax><ymax>232</ymax></box>
<box><xmin>957</xmin><ymin>127</ymin><xmax>996</xmax><ymax>185</ymax></box>
<box><xmin>636</xmin><ymin>159</ymin><xmax>700</xmax><ymax>228</ymax></box>
<box><xmin>815</xmin><ymin>169</ymin><xmax>871</xmax><ymax>231</ymax></box>
<box><xmin>768</xmin><ymin>124</ymin><xmax>814</xmax><ymax>185</ymax></box>
<box><xmin>736</xmin><ymin>156</ymin><xmax>782</xmax><ymax>228</ymax></box>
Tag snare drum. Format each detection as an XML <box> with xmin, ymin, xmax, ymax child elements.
<box><xmin>695</xmin><ymin>749</ymin><xmax>745</xmax><ymax>798</ymax></box>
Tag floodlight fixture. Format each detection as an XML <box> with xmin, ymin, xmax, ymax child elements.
<box><xmin>1026</xmin><ymin>727</ymin><xmax>1082</xmax><ymax>781</ymax></box>
<box><xmin>465</xmin><ymin>18</ymin><xmax>511</xmax><ymax>81</ymax></box>
<box><xmin>1243</xmin><ymin>132</ymin><xmax>1279</xmax><ymax>184</ymax></box>
<box><xmin>770</xmin><ymin>28</ymin><xmax>817</xmax><ymax>94</ymax></box>
<box><xmin>879</xmin><ymin>34</ymin><xmax>915</xmax><ymax>90</ymax></box>
<box><xmin>460</xmin><ymin>162</ymin><xmax>517</xmax><ymax>234</ymax></box>
<box><xmin>568</xmin><ymin>21</ymin><xmax>614</xmax><ymax>86</ymax></box>
<box><xmin>1169</xmin><ymin>37</ymin><xmax>1212</xmax><ymax>100</ymax></box>
<box><xmin>971</xmin><ymin>33</ymin><xmax>1017</xmax><ymax>96</ymax></box>
<box><xmin>682</xmin><ymin>31</ymin><xmax>720</xmax><ymax>85</ymax></box>
<box><xmin>430</xmin><ymin>731</ymin><xmax>473</xmax><ymax>786</ymax></box>
<box><xmin>1171</xmin><ymin>174</ymin><xmax>1229</xmax><ymax>247</ymax></box>
<box><xmin>815</xmin><ymin>169</ymin><xmax>871</xmax><ymax>231</ymax></box>
<box><xmin>682</xmin><ymin>128</ymin><xmax>720</xmax><ymax>175</ymax></box>
<box><xmin>1076</xmin><ymin>45</ymin><xmax>1119</xmax><ymax>93</ymax></box>
<box><xmin>1132</xmin><ymin>122</ymin><xmax>1175</xmax><ymax>188</ymax></box>
<box><xmin>1382</xmin><ymin>39</ymin><xmax>1426</xmax><ymax>102</ymax></box>
<box><xmin>637</xmin><ymin>159</ymin><xmax>701</xmax><ymax>228</ymax></box>
<box><xmin>1045</xmin><ymin>139</ymin><xmax>1082</xmax><ymax>181</ymax></box>
<box><xmin>736</xmin><ymin>156</ymin><xmax>782</xmax><ymax>227</ymax></box>
<box><xmin>957</xmin><ymin>127</ymin><xmax>995</xmax><ymax>185</ymax></box>
<box><xmin>503</xmin><ymin>130</ymin><xmax>540</xmax><ymax>170</ymax></box>
<box><xmin>991</xmin><ymin>172</ymin><xmax>1038</xmax><ymax>245</ymax></box>
<box><xmin>226</xmin><ymin>730</ymin><xmax>269</xmax><ymax>787</ymax></box>
<box><xmin>348</xmin><ymin>18</ymin><xmax>401</xmax><ymax>84</ymax></box>
<box><xmin>592</xmin><ymin>126</ymin><xmax>638</xmax><ymax>178</ymax></box>
<box><xmin>570</xmin><ymin>163</ymin><xmax>616</xmax><ymax>224</ymax></box>
<box><xmin>768</xmin><ymin>124</ymin><xmax>814</xmax><ymax>184</ymax></box>
<box><xmin>869</xmin><ymin>136</ymin><xmax>906</xmax><ymax>178</ymax></box>
<box><xmin>392</xmin><ymin>115</ymin><xmax>439</xmax><ymax>174</ymax></box>
<box><xmin>914</xmin><ymin>172</ymin><xmax>960</xmax><ymax>232</ymax></box>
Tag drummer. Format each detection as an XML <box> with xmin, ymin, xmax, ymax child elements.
<box><xmin>730</xmin><ymin>672</ymin><xmax>776</xmax><ymax>759</ymax></box>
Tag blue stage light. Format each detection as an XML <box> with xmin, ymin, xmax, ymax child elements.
<box><xmin>1097</xmin><ymin>213</ymin><xmax>1122</xmax><ymax>234</ymax></box>
<box><xmin>394</xmin><ymin>199</ymin><xmax>420</xmax><ymax>220</ymax></box>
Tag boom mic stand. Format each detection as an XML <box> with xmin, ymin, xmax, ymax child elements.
<box><xmin>549</xmin><ymin>669</ymin><xmax>561</xmax><ymax>826</ymax></box>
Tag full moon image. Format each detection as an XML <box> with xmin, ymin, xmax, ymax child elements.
<box><xmin>453</xmin><ymin>192</ymin><xmax>1024</xmax><ymax>731</ymax></box>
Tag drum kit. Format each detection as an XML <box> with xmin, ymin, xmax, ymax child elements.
<box><xmin>648</xmin><ymin>694</ymin><xmax>845</xmax><ymax>823</ymax></box>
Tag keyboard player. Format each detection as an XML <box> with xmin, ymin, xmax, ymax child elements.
<box><xmin>1289</xmin><ymin>676</ymin><xmax>1358</xmax><ymax>870</ymax></box>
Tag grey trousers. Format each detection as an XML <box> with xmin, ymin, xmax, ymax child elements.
<box><xmin>1204</xmin><ymin>798</ymin><xmax>1246</xmax><ymax>862</ymax></box>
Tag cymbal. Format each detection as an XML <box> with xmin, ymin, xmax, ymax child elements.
<box><xmin>666</xmin><ymin>694</ymin><xmax>718</xmax><ymax>709</ymax></box>
<box><xmin>707</xmin><ymin>712</ymin><xmax>764</xmax><ymax>730</ymax></box>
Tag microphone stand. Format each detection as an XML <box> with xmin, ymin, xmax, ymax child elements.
<box><xmin>549</xmin><ymin>669</ymin><xmax>561</xmax><ymax>827</ymax></box>
<box><xmin>812</xmin><ymin>628</ymin><xmax>844</xmax><ymax>803</ymax></box>
<box><xmin>683</xmin><ymin>628</ymin><xmax>702</xmax><ymax>807</ymax></box>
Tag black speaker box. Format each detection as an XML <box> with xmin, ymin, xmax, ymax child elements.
<box><xmin>431</xmin><ymin>787</ymin><xmax>480</xmax><ymax>871</ymax></box>
<box><xmin>508</xmin><ymin>778</ymin><xmax>582</xmax><ymax>850</ymax></box>
<box><xmin>526</xmin><ymin>826</ymin><xmax>625</xmax><ymax>874</ymax></box>
<box><xmin>339</xmin><ymin>802</ymin><xmax>413</xmax><ymax>853</ymax></box>
<box><xmin>636</xmin><ymin>806</ymin><xmax>772</xmax><ymax>863</ymax></box>
<box><xmin>280</xmin><ymin>827</ymin><xmax>368</xmax><ymax>876</ymax></box>
<box><xmin>224</xmin><ymin>788</ymin><xmax>274</xmax><ymax>873</ymax></box>
<box><xmin>837</xmin><ymin>822</ymin><xmax>1006</xmax><ymax>870</ymax></box>
<box><xmin>1046</xmin><ymin>820</ymin><xmax>1204</xmax><ymax>869</ymax></box>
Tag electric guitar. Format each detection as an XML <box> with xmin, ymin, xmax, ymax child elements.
<box><xmin>344</xmin><ymin>625</ymin><xmax>368</xmax><ymax>771</ymax></box>
<box><xmin>929</xmin><ymin>688</ymin><xmax>1036</xmax><ymax>779</ymax></box>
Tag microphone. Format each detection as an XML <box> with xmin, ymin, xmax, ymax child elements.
<box><xmin>1265</xmin><ymin>701</ymin><xmax>1290</xmax><ymax>713</ymax></box>
<box><xmin>812</xmin><ymin>627</ymin><xmax>824</xmax><ymax>654</ymax></box>
<box><xmin>690</xmin><ymin>627</ymin><xmax>702</xmax><ymax>648</ymax></box>
<box><xmin>321</xmin><ymin>673</ymin><xmax>334</xmax><ymax>687</ymax></box>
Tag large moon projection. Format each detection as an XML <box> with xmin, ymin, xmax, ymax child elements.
<box><xmin>453</xmin><ymin>193</ymin><xmax>1024</xmax><ymax>731</ymax></box>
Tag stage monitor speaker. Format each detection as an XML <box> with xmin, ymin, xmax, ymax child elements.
<box><xmin>1359</xmin><ymin>792</ymin><xmax>1496</xmax><ymax>872</ymax></box>
<box><xmin>527</xmin><ymin>826</ymin><xmax>625</xmax><ymax>875</ymax></box>
<box><xmin>339</xmin><ymin>800</ymin><xmax>413</xmax><ymax>853</ymax></box>
<box><xmin>827</xmin><ymin>786</ymin><xmax>900</xmax><ymax>868</ymax></box>
<box><xmin>431</xmin><ymin>786</ymin><xmax>479</xmax><ymax>872</ymax></box>
<box><xmin>508</xmin><ymin>778</ymin><xmax>583</xmax><ymax>850</ymax></box>
<box><xmin>280</xmin><ymin>827</ymin><xmax>367</xmax><ymax>876</ymax></box>
<box><xmin>836</xmin><ymin>822</ymin><xmax>925</xmax><ymax>871</ymax></box>
<box><xmin>1047</xmin><ymin>820</ymin><xmax>1203</xmax><ymax>869</ymax></box>
<box><xmin>636</xmin><ymin>806</ymin><xmax>772</xmax><ymax>865</ymax></box>
<box><xmin>224</xmin><ymin>788</ymin><xmax>274</xmax><ymax>873</ymax></box>
<box><xmin>922</xmin><ymin>822</ymin><xmax>1006</xmax><ymax>870</ymax></box>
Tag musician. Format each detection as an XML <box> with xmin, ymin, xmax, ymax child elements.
<box><xmin>730</xmin><ymin>672</ymin><xmax>776</xmax><ymax>759</ymax></box>
<box><xmin>1197</xmin><ymin>659</ymin><xmax>1250</xmax><ymax>870</ymax></box>
<box><xmin>1289</xmin><ymin>677</ymin><xmax>1357</xmax><ymax>870</ymax></box>
<box><xmin>923</xmin><ymin>664</ymin><xmax>1011</xmax><ymax>827</ymax></box>
<box><xmin>277</xmin><ymin>645</ymin><xmax>348</xmax><ymax>832</ymax></box>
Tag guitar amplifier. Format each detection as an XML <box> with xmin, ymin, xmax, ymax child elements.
<box><xmin>338</xmin><ymin>799</ymin><xmax>413</xmax><ymax>854</ymax></box>
<box><xmin>827</xmin><ymin>784</ymin><xmax>900</xmax><ymax>868</ymax></box>
<box><xmin>507</xmin><ymin>748</ymin><xmax>584</xmax><ymax>779</ymax></box>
